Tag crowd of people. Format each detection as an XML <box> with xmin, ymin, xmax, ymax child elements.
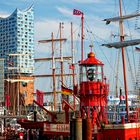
<box><xmin>0</xmin><ymin>126</ymin><xmax>38</xmax><ymax>140</ymax></box>
<box><xmin>2</xmin><ymin>126</ymin><xmax>19</xmax><ymax>140</ymax></box>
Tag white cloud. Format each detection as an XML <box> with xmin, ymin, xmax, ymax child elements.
<box><xmin>72</xmin><ymin>0</ymin><xmax>103</xmax><ymax>3</ymax></box>
<box><xmin>34</xmin><ymin>18</ymin><xmax>81</xmax><ymax>41</ymax></box>
<box><xmin>56</xmin><ymin>7</ymin><xmax>72</xmax><ymax>16</ymax></box>
<box><xmin>34</xmin><ymin>19</ymin><xmax>80</xmax><ymax>57</ymax></box>
<box><xmin>34</xmin><ymin>15</ymin><xmax>113</xmax><ymax>47</ymax></box>
<box><xmin>61</xmin><ymin>0</ymin><xmax>104</xmax><ymax>4</ymax></box>
<box><xmin>0</xmin><ymin>11</ymin><xmax>10</xmax><ymax>18</ymax></box>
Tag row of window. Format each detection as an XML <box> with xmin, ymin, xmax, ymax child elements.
<box><xmin>17</xmin><ymin>42</ymin><xmax>34</xmax><ymax>46</ymax></box>
<box><xmin>17</xmin><ymin>29</ymin><xmax>32</xmax><ymax>33</ymax></box>
<box><xmin>18</xmin><ymin>21</ymin><xmax>32</xmax><ymax>25</ymax></box>
<box><xmin>0</xmin><ymin>18</ymin><xmax>16</xmax><ymax>23</ymax></box>
<box><xmin>17</xmin><ymin>14</ymin><xmax>33</xmax><ymax>18</ymax></box>
<box><xmin>0</xmin><ymin>43</ymin><xmax>16</xmax><ymax>46</ymax></box>
<box><xmin>0</xmin><ymin>26</ymin><xmax>16</xmax><ymax>30</ymax></box>
<box><xmin>0</xmin><ymin>26</ymin><xmax>33</xmax><ymax>32</ymax></box>
<box><xmin>18</xmin><ymin>17</ymin><xmax>33</xmax><ymax>21</ymax></box>
<box><xmin>0</xmin><ymin>36</ymin><xmax>16</xmax><ymax>40</ymax></box>
<box><xmin>0</xmin><ymin>40</ymin><xmax>16</xmax><ymax>44</ymax></box>
<box><xmin>0</xmin><ymin>30</ymin><xmax>16</xmax><ymax>34</ymax></box>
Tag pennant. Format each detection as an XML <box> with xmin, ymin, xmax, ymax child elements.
<box><xmin>36</xmin><ymin>89</ymin><xmax>44</xmax><ymax>105</ymax></box>
<box><xmin>73</xmin><ymin>9</ymin><xmax>83</xmax><ymax>16</ymax></box>
<box><xmin>61</xmin><ymin>85</ymin><xmax>73</xmax><ymax>95</ymax></box>
<box><xmin>69</xmin><ymin>64</ymin><xmax>75</xmax><ymax>70</ymax></box>
<box><xmin>5</xmin><ymin>95</ymin><xmax>10</xmax><ymax>107</ymax></box>
<box><xmin>120</xmin><ymin>95</ymin><xmax>125</xmax><ymax>100</ymax></box>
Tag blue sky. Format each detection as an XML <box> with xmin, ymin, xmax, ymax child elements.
<box><xmin>0</xmin><ymin>0</ymin><xmax>140</xmax><ymax>95</ymax></box>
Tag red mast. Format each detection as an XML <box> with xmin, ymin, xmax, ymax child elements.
<box><xmin>81</xmin><ymin>13</ymin><xmax>84</xmax><ymax>61</ymax></box>
<box><xmin>73</xmin><ymin>9</ymin><xmax>84</xmax><ymax>61</ymax></box>
<box><xmin>119</xmin><ymin>0</ymin><xmax>129</xmax><ymax>120</ymax></box>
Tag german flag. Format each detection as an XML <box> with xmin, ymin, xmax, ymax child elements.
<box><xmin>61</xmin><ymin>85</ymin><xmax>73</xmax><ymax>95</ymax></box>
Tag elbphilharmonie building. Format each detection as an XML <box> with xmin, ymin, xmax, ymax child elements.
<box><xmin>0</xmin><ymin>6</ymin><xmax>34</xmax><ymax>75</ymax></box>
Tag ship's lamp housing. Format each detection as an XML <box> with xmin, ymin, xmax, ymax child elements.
<box><xmin>79</xmin><ymin>52</ymin><xmax>104</xmax><ymax>83</ymax></box>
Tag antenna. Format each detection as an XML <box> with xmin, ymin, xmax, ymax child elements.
<box><xmin>89</xmin><ymin>45</ymin><xmax>94</xmax><ymax>52</ymax></box>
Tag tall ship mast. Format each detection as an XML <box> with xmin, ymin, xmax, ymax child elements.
<box><xmin>103</xmin><ymin>0</ymin><xmax>140</xmax><ymax>121</ymax></box>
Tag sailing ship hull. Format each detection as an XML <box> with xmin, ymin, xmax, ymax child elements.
<box><xmin>93</xmin><ymin>123</ymin><xmax>140</xmax><ymax>140</ymax></box>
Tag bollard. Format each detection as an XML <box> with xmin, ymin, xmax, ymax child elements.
<box><xmin>70</xmin><ymin>120</ymin><xmax>75</xmax><ymax>140</ymax></box>
<box><xmin>82</xmin><ymin>118</ymin><xmax>92</xmax><ymax>140</ymax></box>
<box><xmin>70</xmin><ymin>118</ymin><xmax>82</xmax><ymax>140</ymax></box>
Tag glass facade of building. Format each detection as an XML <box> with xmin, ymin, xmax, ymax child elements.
<box><xmin>0</xmin><ymin>59</ymin><xmax>4</xmax><ymax>102</ymax></box>
<box><xmin>0</xmin><ymin>6</ymin><xmax>34</xmax><ymax>75</ymax></box>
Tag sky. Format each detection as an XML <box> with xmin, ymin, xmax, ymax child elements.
<box><xmin>0</xmin><ymin>0</ymin><xmax>140</xmax><ymax>96</ymax></box>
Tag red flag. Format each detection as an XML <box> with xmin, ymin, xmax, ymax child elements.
<box><xmin>120</xmin><ymin>95</ymin><xmax>125</xmax><ymax>100</ymax></box>
<box><xmin>5</xmin><ymin>95</ymin><xmax>10</xmax><ymax>107</ymax></box>
<box><xmin>73</xmin><ymin>9</ymin><xmax>83</xmax><ymax>16</ymax></box>
<box><xmin>36</xmin><ymin>89</ymin><xmax>44</xmax><ymax>105</ymax></box>
<box><xmin>135</xmin><ymin>47</ymin><xmax>140</xmax><ymax>52</ymax></box>
<box><xmin>69</xmin><ymin>64</ymin><xmax>75</xmax><ymax>70</ymax></box>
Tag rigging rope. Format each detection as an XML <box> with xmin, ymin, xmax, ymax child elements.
<box><xmin>136</xmin><ymin>53</ymin><xmax>140</xmax><ymax>89</ymax></box>
<box><xmin>84</xmin><ymin>19</ymin><xmax>124</xmax><ymax>93</ymax></box>
<box><xmin>122</xmin><ymin>0</ymin><xmax>137</xmax><ymax>90</ymax></box>
<box><xmin>126</xmin><ymin>49</ymin><xmax>136</xmax><ymax>90</ymax></box>
<box><xmin>115</xmin><ymin>49</ymin><xmax>121</xmax><ymax>97</ymax></box>
<box><xmin>135</xmin><ymin>0</ymin><xmax>140</xmax><ymax>30</ymax></box>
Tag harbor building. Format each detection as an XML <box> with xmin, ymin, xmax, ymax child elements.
<box><xmin>0</xmin><ymin>6</ymin><xmax>34</xmax><ymax>74</ymax></box>
<box><xmin>0</xmin><ymin>6</ymin><xmax>34</xmax><ymax>114</ymax></box>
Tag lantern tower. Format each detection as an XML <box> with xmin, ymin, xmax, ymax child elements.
<box><xmin>78</xmin><ymin>51</ymin><xmax>109</xmax><ymax>127</ymax></box>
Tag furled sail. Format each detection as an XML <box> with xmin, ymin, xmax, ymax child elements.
<box><xmin>102</xmin><ymin>39</ymin><xmax>140</xmax><ymax>48</ymax></box>
<box><xmin>103</xmin><ymin>13</ymin><xmax>140</xmax><ymax>24</ymax></box>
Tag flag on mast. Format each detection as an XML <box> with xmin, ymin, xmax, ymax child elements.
<box><xmin>36</xmin><ymin>89</ymin><xmax>44</xmax><ymax>105</ymax></box>
<box><xmin>61</xmin><ymin>85</ymin><xmax>73</xmax><ymax>95</ymax></box>
<box><xmin>73</xmin><ymin>9</ymin><xmax>83</xmax><ymax>16</ymax></box>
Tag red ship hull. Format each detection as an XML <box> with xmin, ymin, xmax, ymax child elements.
<box><xmin>94</xmin><ymin>123</ymin><xmax>140</xmax><ymax>140</ymax></box>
